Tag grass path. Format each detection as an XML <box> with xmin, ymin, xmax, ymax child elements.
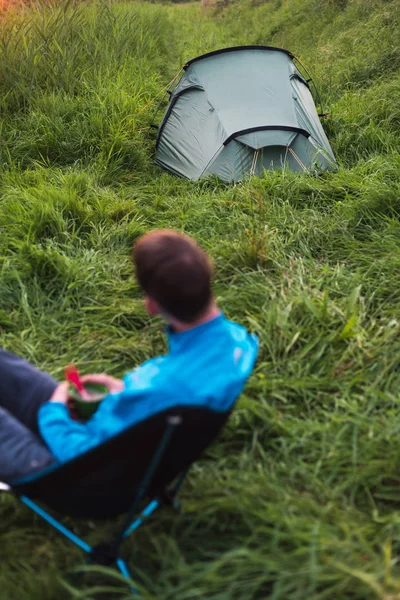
<box><xmin>1</xmin><ymin>0</ymin><xmax>400</xmax><ymax>598</ymax></box>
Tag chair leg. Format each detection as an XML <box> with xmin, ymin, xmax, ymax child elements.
<box><xmin>90</xmin><ymin>544</ymin><xmax>139</xmax><ymax>595</ymax></box>
<box><xmin>122</xmin><ymin>499</ymin><xmax>160</xmax><ymax>539</ymax></box>
<box><xmin>113</xmin><ymin>419</ymin><xmax>179</xmax><ymax>548</ymax></box>
<box><xmin>17</xmin><ymin>493</ymin><xmax>141</xmax><ymax>595</ymax></box>
<box><xmin>158</xmin><ymin>467</ymin><xmax>192</xmax><ymax>522</ymax></box>
<box><xmin>116</xmin><ymin>558</ymin><xmax>139</xmax><ymax>596</ymax></box>
<box><xmin>116</xmin><ymin>557</ymin><xmax>131</xmax><ymax>579</ymax></box>
<box><xmin>19</xmin><ymin>495</ymin><xmax>92</xmax><ymax>553</ymax></box>
<box><xmin>170</xmin><ymin>467</ymin><xmax>190</xmax><ymax>497</ymax></box>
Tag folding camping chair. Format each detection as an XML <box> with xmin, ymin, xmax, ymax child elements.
<box><xmin>0</xmin><ymin>405</ymin><xmax>230</xmax><ymax>591</ymax></box>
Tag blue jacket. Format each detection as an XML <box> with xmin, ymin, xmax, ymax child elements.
<box><xmin>38</xmin><ymin>314</ymin><xmax>259</xmax><ymax>463</ymax></box>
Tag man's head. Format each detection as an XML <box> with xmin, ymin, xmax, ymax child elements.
<box><xmin>132</xmin><ymin>229</ymin><xmax>213</xmax><ymax>324</ymax></box>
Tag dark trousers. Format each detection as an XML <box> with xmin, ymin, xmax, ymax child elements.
<box><xmin>0</xmin><ymin>348</ymin><xmax>58</xmax><ymax>482</ymax></box>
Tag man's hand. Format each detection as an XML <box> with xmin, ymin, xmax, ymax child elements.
<box><xmin>50</xmin><ymin>381</ymin><xmax>70</xmax><ymax>404</ymax></box>
<box><xmin>80</xmin><ymin>373</ymin><xmax>124</xmax><ymax>393</ymax></box>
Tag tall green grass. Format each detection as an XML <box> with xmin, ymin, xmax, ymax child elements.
<box><xmin>1</xmin><ymin>0</ymin><xmax>400</xmax><ymax>598</ymax></box>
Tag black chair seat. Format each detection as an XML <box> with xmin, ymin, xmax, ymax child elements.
<box><xmin>12</xmin><ymin>406</ymin><xmax>230</xmax><ymax>518</ymax></box>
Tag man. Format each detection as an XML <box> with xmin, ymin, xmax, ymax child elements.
<box><xmin>0</xmin><ymin>230</ymin><xmax>258</xmax><ymax>480</ymax></box>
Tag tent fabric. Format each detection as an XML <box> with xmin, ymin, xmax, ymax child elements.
<box><xmin>235</xmin><ymin>130</ymin><xmax>297</xmax><ymax>150</ymax></box>
<box><xmin>155</xmin><ymin>46</ymin><xmax>336</xmax><ymax>182</ymax></box>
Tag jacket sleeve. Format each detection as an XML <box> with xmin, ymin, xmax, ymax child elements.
<box><xmin>38</xmin><ymin>361</ymin><xmax>165</xmax><ymax>463</ymax></box>
<box><xmin>38</xmin><ymin>402</ymin><xmax>103</xmax><ymax>463</ymax></box>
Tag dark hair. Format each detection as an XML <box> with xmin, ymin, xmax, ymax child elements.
<box><xmin>133</xmin><ymin>230</ymin><xmax>213</xmax><ymax>323</ymax></box>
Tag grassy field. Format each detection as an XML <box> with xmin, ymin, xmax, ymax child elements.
<box><xmin>1</xmin><ymin>0</ymin><xmax>400</xmax><ymax>597</ymax></box>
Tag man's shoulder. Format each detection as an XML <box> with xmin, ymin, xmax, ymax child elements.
<box><xmin>220</xmin><ymin>317</ymin><xmax>258</xmax><ymax>345</ymax></box>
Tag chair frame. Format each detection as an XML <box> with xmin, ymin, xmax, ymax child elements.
<box><xmin>0</xmin><ymin>415</ymin><xmax>190</xmax><ymax>593</ymax></box>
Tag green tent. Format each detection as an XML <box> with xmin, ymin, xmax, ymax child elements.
<box><xmin>155</xmin><ymin>46</ymin><xmax>336</xmax><ymax>182</ymax></box>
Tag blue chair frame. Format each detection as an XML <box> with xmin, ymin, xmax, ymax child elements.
<box><xmin>1</xmin><ymin>407</ymin><xmax>229</xmax><ymax>593</ymax></box>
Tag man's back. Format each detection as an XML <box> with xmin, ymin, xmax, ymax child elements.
<box><xmin>38</xmin><ymin>314</ymin><xmax>258</xmax><ymax>463</ymax></box>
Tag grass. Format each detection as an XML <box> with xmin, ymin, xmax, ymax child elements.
<box><xmin>1</xmin><ymin>0</ymin><xmax>400</xmax><ymax>597</ymax></box>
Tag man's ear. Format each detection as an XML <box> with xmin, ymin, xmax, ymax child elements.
<box><xmin>144</xmin><ymin>296</ymin><xmax>160</xmax><ymax>316</ymax></box>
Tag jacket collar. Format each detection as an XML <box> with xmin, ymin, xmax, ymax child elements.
<box><xmin>166</xmin><ymin>313</ymin><xmax>224</xmax><ymax>353</ymax></box>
